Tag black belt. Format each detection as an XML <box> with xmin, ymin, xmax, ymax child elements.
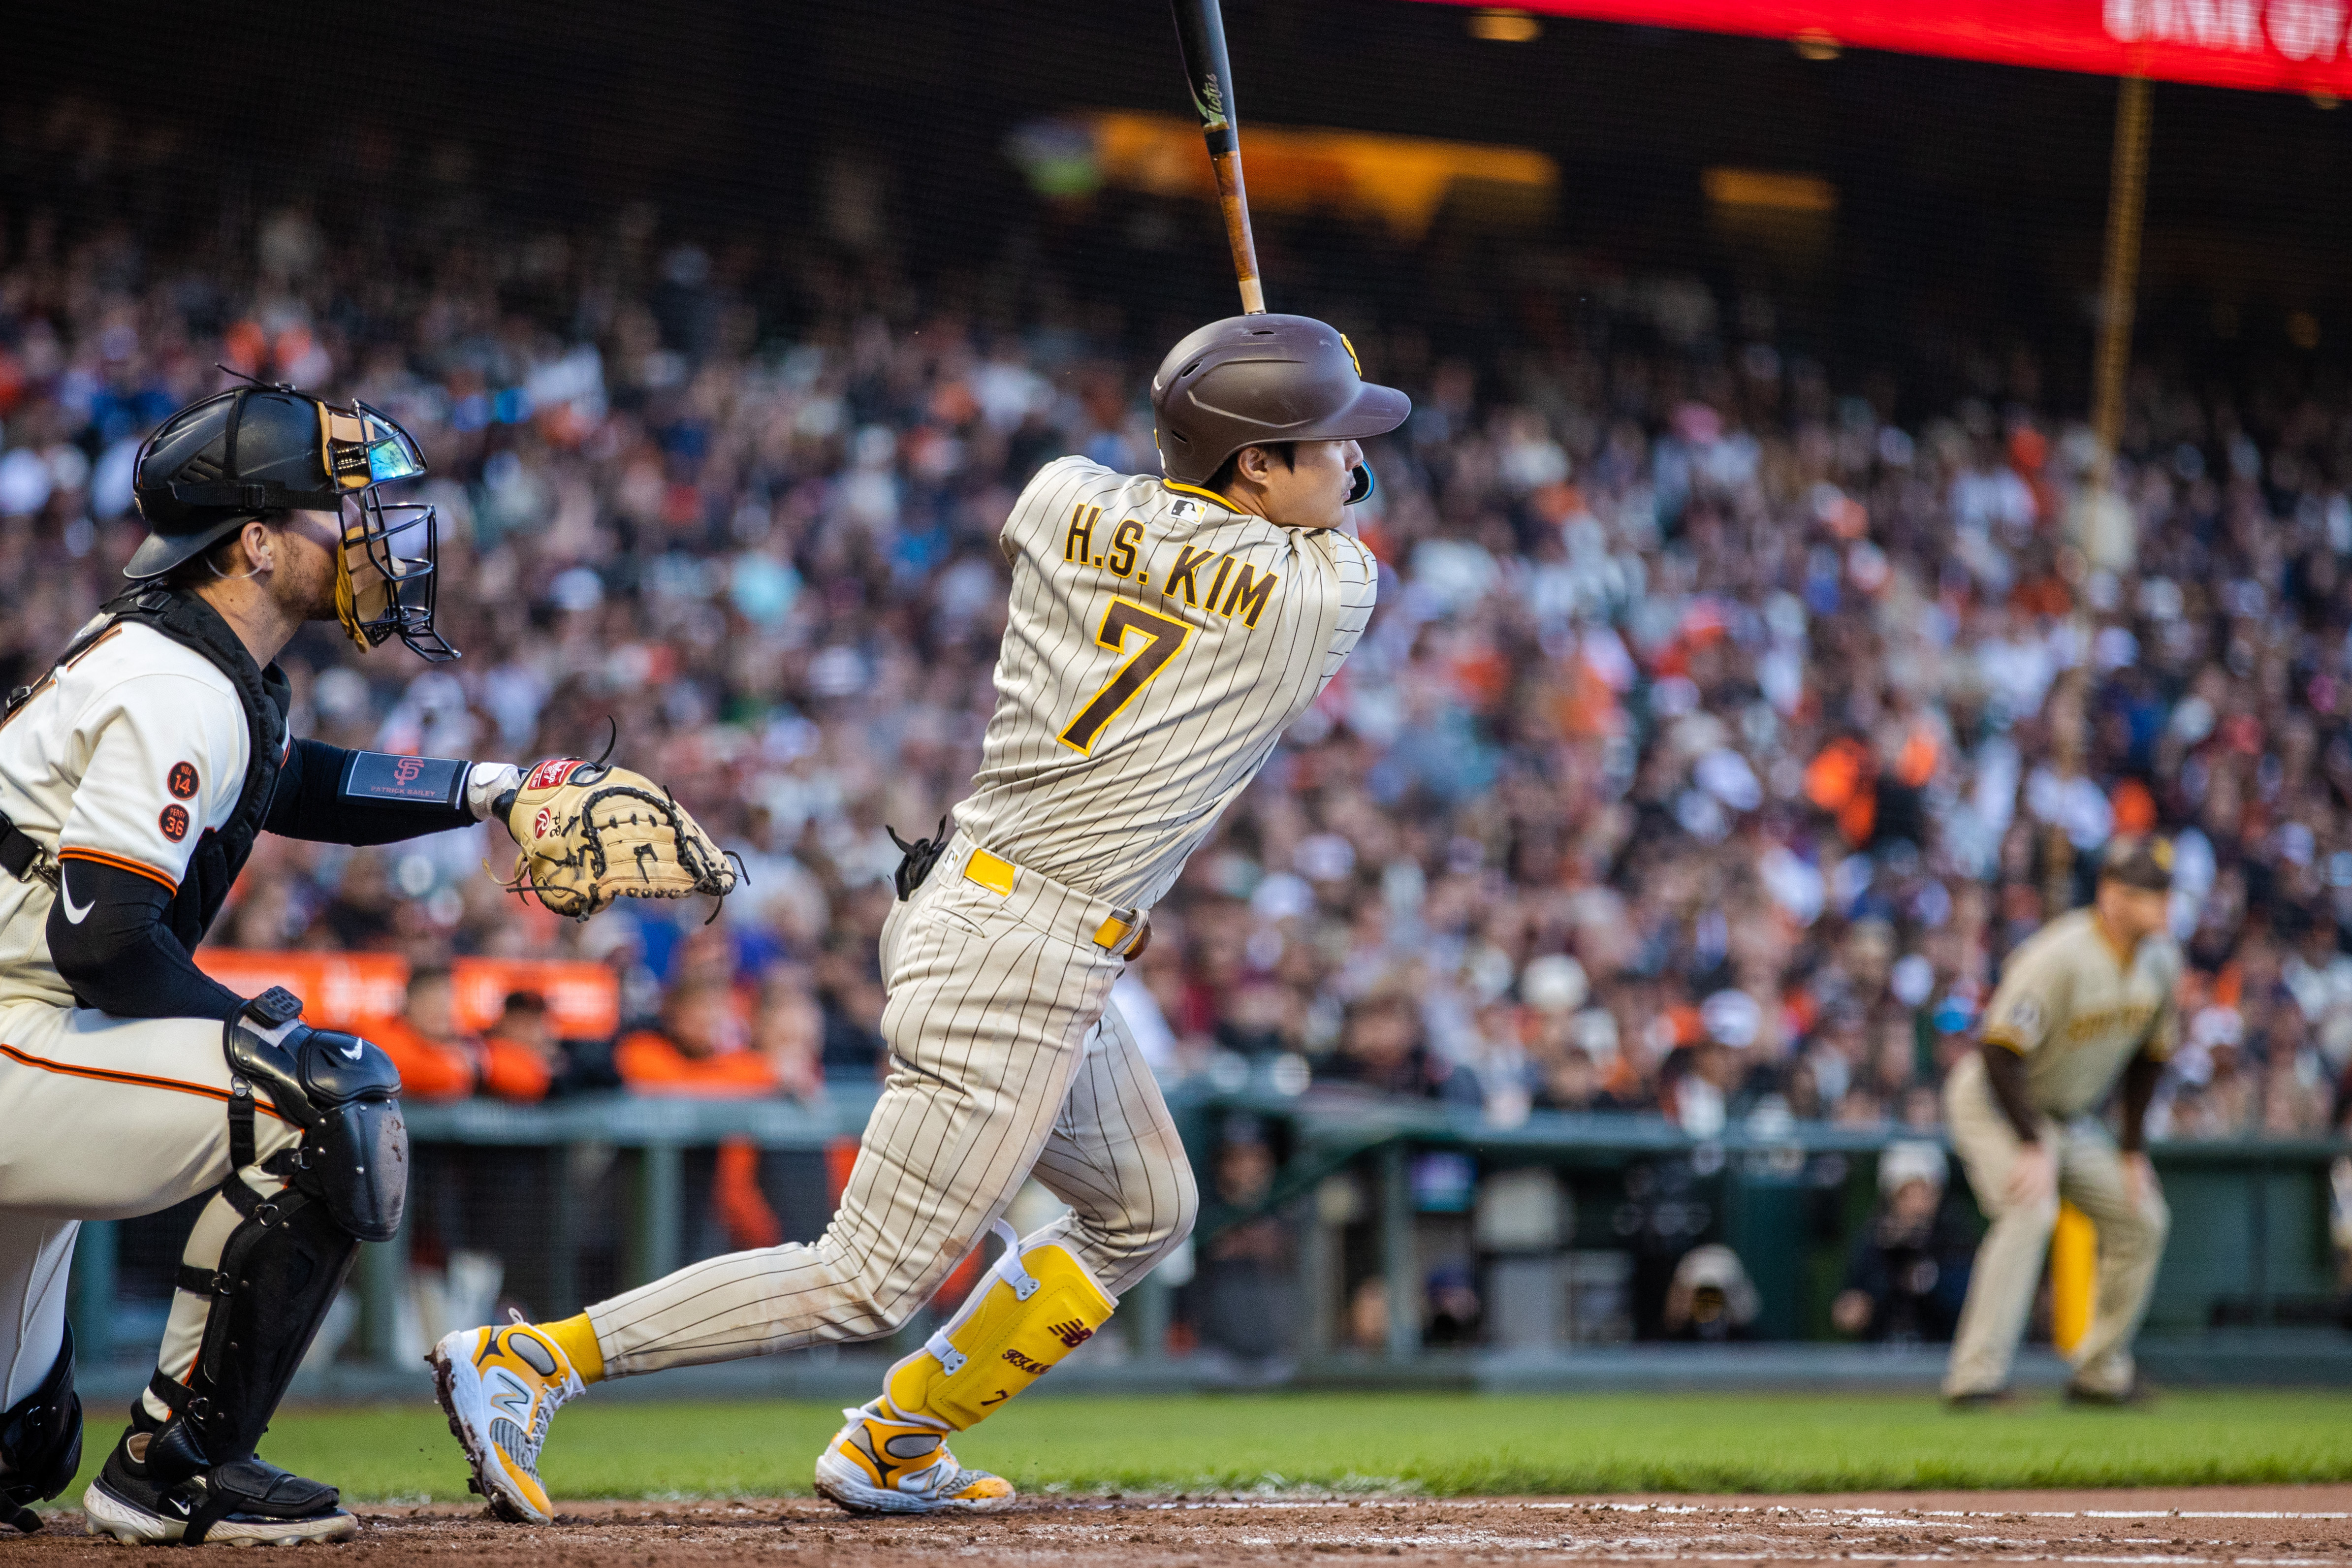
<box><xmin>0</xmin><ymin>810</ymin><xmax>57</xmax><ymax>889</ymax></box>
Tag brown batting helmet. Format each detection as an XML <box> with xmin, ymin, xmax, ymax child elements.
<box><xmin>1149</xmin><ymin>314</ymin><xmax>1410</xmax><ymax>492</ymax></box>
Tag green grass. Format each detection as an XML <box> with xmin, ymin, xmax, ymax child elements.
<box><xmin>61</xmin><ymin>1391</ymin><xmax>2352</xmax><ymax>1504</ymax></box>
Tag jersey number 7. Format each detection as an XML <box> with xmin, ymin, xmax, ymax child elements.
<box><xmin>1059</xmin><ymin>598</ymin><xmax>1191</xmax><ymax>754</ymax></box>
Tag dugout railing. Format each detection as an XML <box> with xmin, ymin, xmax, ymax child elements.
<box><xmin>63</xmin><ymin>1081</ymin><xmax>2349</xmax><ymax>1377</ymax></box>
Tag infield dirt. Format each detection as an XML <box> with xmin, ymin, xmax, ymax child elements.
<box><xmin>21</xmin><ymin>1484</ymin><xmax>2352</xmax><ymax>1565</ymax></box>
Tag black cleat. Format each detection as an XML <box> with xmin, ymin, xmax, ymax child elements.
<box><xmin>1943</xmin><ymin>1388</ymin><xmax>2017</xmax><ymax>1410</ymax></box>
<box><xmin>2064</xmin><ymin>1377</ymin><xmax>2158</xmax><ymax>1408</ymax></box>
<box><xmin>81</xmin><ymin>1428</ymin><xmax>356</xmax><ymax>1546</ymax></box>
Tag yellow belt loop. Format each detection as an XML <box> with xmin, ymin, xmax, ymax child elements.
<box><xmin>965</xmin><ymin>849</ymin><xmax>1016</xmax><ymax>896</ymax></box>
<box><xmin>1091</xmin><ymin>915</ymin><xmax>1131</xmax><ymax>950</ymax></box>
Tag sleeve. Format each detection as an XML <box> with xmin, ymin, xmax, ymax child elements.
<box><xmin>372</xmin><ymin>1022</ymin><xmax>477</xmax><ymax>1101</ymax></box>
<box><xmin>57</xmin><ymin>673</ymin><xmax>246</xmax><ymax>893</ymax></box>
<box><xmin>477</xmin><ymin>1037</ymin><xmax>554</xmax><ymax>1103</ymax></box>
<box><xmin>999</xmin><ymin>456</ymin><xmax>1090</xmax><ymax>564</ymax></box>
<box><xmin>1979</xmin><ymin>944</ymin><xmax>2065</xmax><ymax>1057</ymax></box>
<box><xmin>48</xmin><ymin>857</ymin><xmax>246</xmax><ymax>1020</ymax></box>
<box><xmin>2142</xmin><ymin>950</ymin><xmax>2182</xmax><ymax>1062</ymax></box>
<box><xmin>265</xmin><ymin>739</ymin><xmax>516</xmax><ymax>844</ymax></box>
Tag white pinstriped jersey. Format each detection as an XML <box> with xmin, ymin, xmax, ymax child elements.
<box><xmin>952</xmin><ymin>456</ymin><xmax>1377</xmax><ymax>911</ymax></box>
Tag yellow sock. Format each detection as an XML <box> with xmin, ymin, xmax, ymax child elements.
<box><xmin>539</xmin><ymin>1312</ymin><xmax>605</xmax><ymax>1383</ymax></box>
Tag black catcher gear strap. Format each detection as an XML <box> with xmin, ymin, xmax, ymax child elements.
<box><xmin>223</xmin><ymin>1000</ymin><xmax>408</xmax><ymax>1242</ymax></box>
<box><xmin>0</xmin><ymin>1327</ymin><xmax>82</xmax><ymax>1535</ymax></box>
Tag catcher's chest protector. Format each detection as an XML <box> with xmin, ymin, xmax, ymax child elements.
<box><xmin>32</xmin><ymin>590</ymin><xmax>289</xmax><ymax>946</ymax></box>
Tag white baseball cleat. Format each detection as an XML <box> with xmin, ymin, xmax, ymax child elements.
<box><xmin>428</xmin><ymin>1316</ymin><xmax>585</xmax><ymax>1524</ymax></box>
<box><xmin>813</xmin><ymin>1401</ymin><xmax>1017</xmax><ymax>1515</ymax></box>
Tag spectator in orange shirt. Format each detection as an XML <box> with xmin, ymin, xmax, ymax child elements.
<box><xmin>615</xmin><ymin>977</ymin><xmax>777</xmax><ymax>1097</ymax></box>
<box><xmin>477</xmin><ymin>990</ymin><xmax>558</xmax><ymax>1104</ymax></box>
<box><xmin>372</xmin><ymin>965</ymin><xmax>477</xmax><ymax>1101</ymax></box>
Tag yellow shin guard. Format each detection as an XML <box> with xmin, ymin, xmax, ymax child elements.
<box><xmin>886</xmin><ymin>1221</ymin><xmax>1115</xmax><ymax>1432</ymax></box>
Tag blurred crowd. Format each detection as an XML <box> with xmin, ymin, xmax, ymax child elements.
<box><xmin>8</xmin><ymin>173</ymin><xmax>2352</xmax><ymax>1148</ymax></box>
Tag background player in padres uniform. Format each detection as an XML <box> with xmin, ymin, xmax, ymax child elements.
<box><xmin>433</xmin><ymin>314</ymin><xmax>1408</xmax><ymax>1518</ymax></box>
<box><xmin>0</xmin><ymin>382</ymin><xmax>718</xmax><ymax>1545</ymax></box>
<box><xmin>1942</xmin><ymin>836</ymin><xmax>2179</xmax><ymax>1406</ymax></box>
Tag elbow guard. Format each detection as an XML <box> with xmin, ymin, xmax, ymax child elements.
<box><xmin>224</xmin><ymin>991</ymin><xmax>409</xmax><ymax>1242</ymax></box>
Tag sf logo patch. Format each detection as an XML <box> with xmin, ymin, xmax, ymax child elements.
<box><xmin>167</xmin><ymin>761</ymin><xmax>199</xmax><ymax>799</ymax></box>
<box><xmin>159</xmin><ymin>803</ymin><xmax>190</xmax><ymax>842</ymax></box>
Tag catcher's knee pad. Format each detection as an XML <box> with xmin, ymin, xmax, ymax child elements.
<box><xmin>224</xmin><ymin>993</ymin><xmax>407</xmax><ymax>1241</ymax></box>
<box><xmin>0</xmin><ymin>1326</ymin><xmax>83</xmax><ymax>1534</ymax></box>
<box><xmin>146</xmin><ymin>1182</ymin><xmax>361</xmax><ymax>1480</ymax></box>
<box><xmin>886</xmin><ymin>1221</ymin><xmax>1115</xmax><ymax>1432</ymax></box>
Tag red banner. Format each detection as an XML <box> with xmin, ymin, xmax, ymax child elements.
<box><xmin>1432</xmin><ymin>0</ymin><xmax>2352</xmax><ymax>94</ymax></box>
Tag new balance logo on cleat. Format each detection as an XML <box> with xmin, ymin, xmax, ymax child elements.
<box><xmin>1048</xmin><ymin>1319</ymin><xmax>1092</xmax><ymax>1348</ymax></box>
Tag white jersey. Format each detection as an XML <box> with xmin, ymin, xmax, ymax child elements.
<box><xmin>0</xmin><ymin>619</ymin><xmax>255</xmax><ymax>1007</ymax></box>
<box><xmin>952</xmin><ymin>456</ymin><xmax>1378</xmax><ymax>911</ymax></box>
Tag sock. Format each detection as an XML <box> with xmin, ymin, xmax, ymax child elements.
<box><xmin>539</xmin><ymin>1313</ymin><xmax>606</xmax><ymax>1383</ymax></box>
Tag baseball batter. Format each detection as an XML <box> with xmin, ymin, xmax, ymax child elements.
<box><xmin>432</xmin><ymin>313</ymin><xmax>1408</xmax><ymax>1517</ymax></box>
<box><xmin>1942</xmin><ymin>835</ymin><xmax>2178</xmax><ymax>1405</ymax></box>
<box><xmin>0</xmin><ymin>383</ymin><xmax>727</xmax><ymax>1545</ymax></box>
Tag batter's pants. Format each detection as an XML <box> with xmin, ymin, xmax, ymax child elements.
<box><xmin>0</xmin><ymin>997</ymin><xmax>303</xmax><ymax>1421</ymax></box>
<box><xmin>1941</xmin><ymin>1051</ymin><xmax>2169</xmax><ymax>1398</ymax></box>
<box><xmin>584</xmin><ymin>833</ymin><xmax>1198</xmax><ymax>1376</ymax></box>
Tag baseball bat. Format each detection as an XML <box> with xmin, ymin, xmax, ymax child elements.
<box><xmin>1169</xmin><ymin>0</ymin><xmax>1267</xmax><ymax>315</ymax></box>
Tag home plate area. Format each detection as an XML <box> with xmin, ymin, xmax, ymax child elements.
<box><xmin>21</xmin><ymin>1485</ymin><xmax>2352</xmax><ymax>1565</ymax></box>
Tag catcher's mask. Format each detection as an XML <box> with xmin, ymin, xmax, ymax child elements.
<box><xmin>322</xmin><ymin>400</ymin><xmax>455</xmax><ymax>662</ymax></box>
<box><xmin>129</xmin><ymin>378</ymin><xmax>456</xmax><ymax>663</ymax></box>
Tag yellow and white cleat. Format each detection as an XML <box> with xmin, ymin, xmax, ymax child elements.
<box><xmin>428</xmin><ymin>1316</ymin><xmax>585</xmax><ymax>1523</ymax></box>
<box><xmin>813</xmin><ymin>1401</ymin><xmax>1016</xmax><ymax>1515</ymax></box>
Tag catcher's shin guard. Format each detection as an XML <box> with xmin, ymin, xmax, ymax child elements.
<box><xmin>884</xmin><ymin>1221</ymin><xmax>1116</xmax><ymax>1432</ymax></box>
<box><xmin>142</xmin><ymin>1178</ymin><xmax>362</xmax><ymax>1490</ymax></box>
<box><xmin>0</xmin><ymin>1326</ymin><xmax>82</xmax><ymax>1534</ymax></box>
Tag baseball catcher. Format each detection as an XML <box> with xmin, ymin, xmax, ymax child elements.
<box><xmin>432</xmin><ymin>314</ymin><xmax>1405</xmax><ymax>1517</ymax></box>
<box><xmin>0</xmin><ymin>381</ymin><xmax>725</xmax><ymax>1544</ymax></box>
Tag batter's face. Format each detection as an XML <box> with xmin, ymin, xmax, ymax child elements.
<box><xmin>1231</xmin><ymin>438</ymin><xmax>1364</xmax><ymax>530</ymax></box>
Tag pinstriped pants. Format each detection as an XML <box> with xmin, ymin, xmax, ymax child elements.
<box><xmin>0</xmin><ymin>998</ymin><xmax>304</xmax><ymax>1416</ymax></box>
<box><xmin>1941</xmin><ymin>1051</ymin><xmax>2170</xmax><ymax>1398</ymax></box>
<box><xmin>584</xmin><ymin>837</ymin><xmax>1199</xmax><ymax>1378</ymax></box>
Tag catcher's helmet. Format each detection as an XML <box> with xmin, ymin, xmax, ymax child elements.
<box><xmin>1149</xmin><ymin>314</ymin><xmax>1410</xmax><ymax>498</ymax></box>
<box><xmin>129</xmin><ymin>382</ymin><xmax>455</xmax><ymax>662</ymax></box>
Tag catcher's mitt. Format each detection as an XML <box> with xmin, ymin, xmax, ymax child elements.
<box><xmin>498</xmin><ymin>757</ymin><xmax>740</xmax><ymax>920</ymax></box>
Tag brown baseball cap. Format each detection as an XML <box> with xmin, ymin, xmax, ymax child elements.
<box><xmin>2098</xmin><ymin>834</ymin><xmax>2174</xmax><ymax>892</ymax></box>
